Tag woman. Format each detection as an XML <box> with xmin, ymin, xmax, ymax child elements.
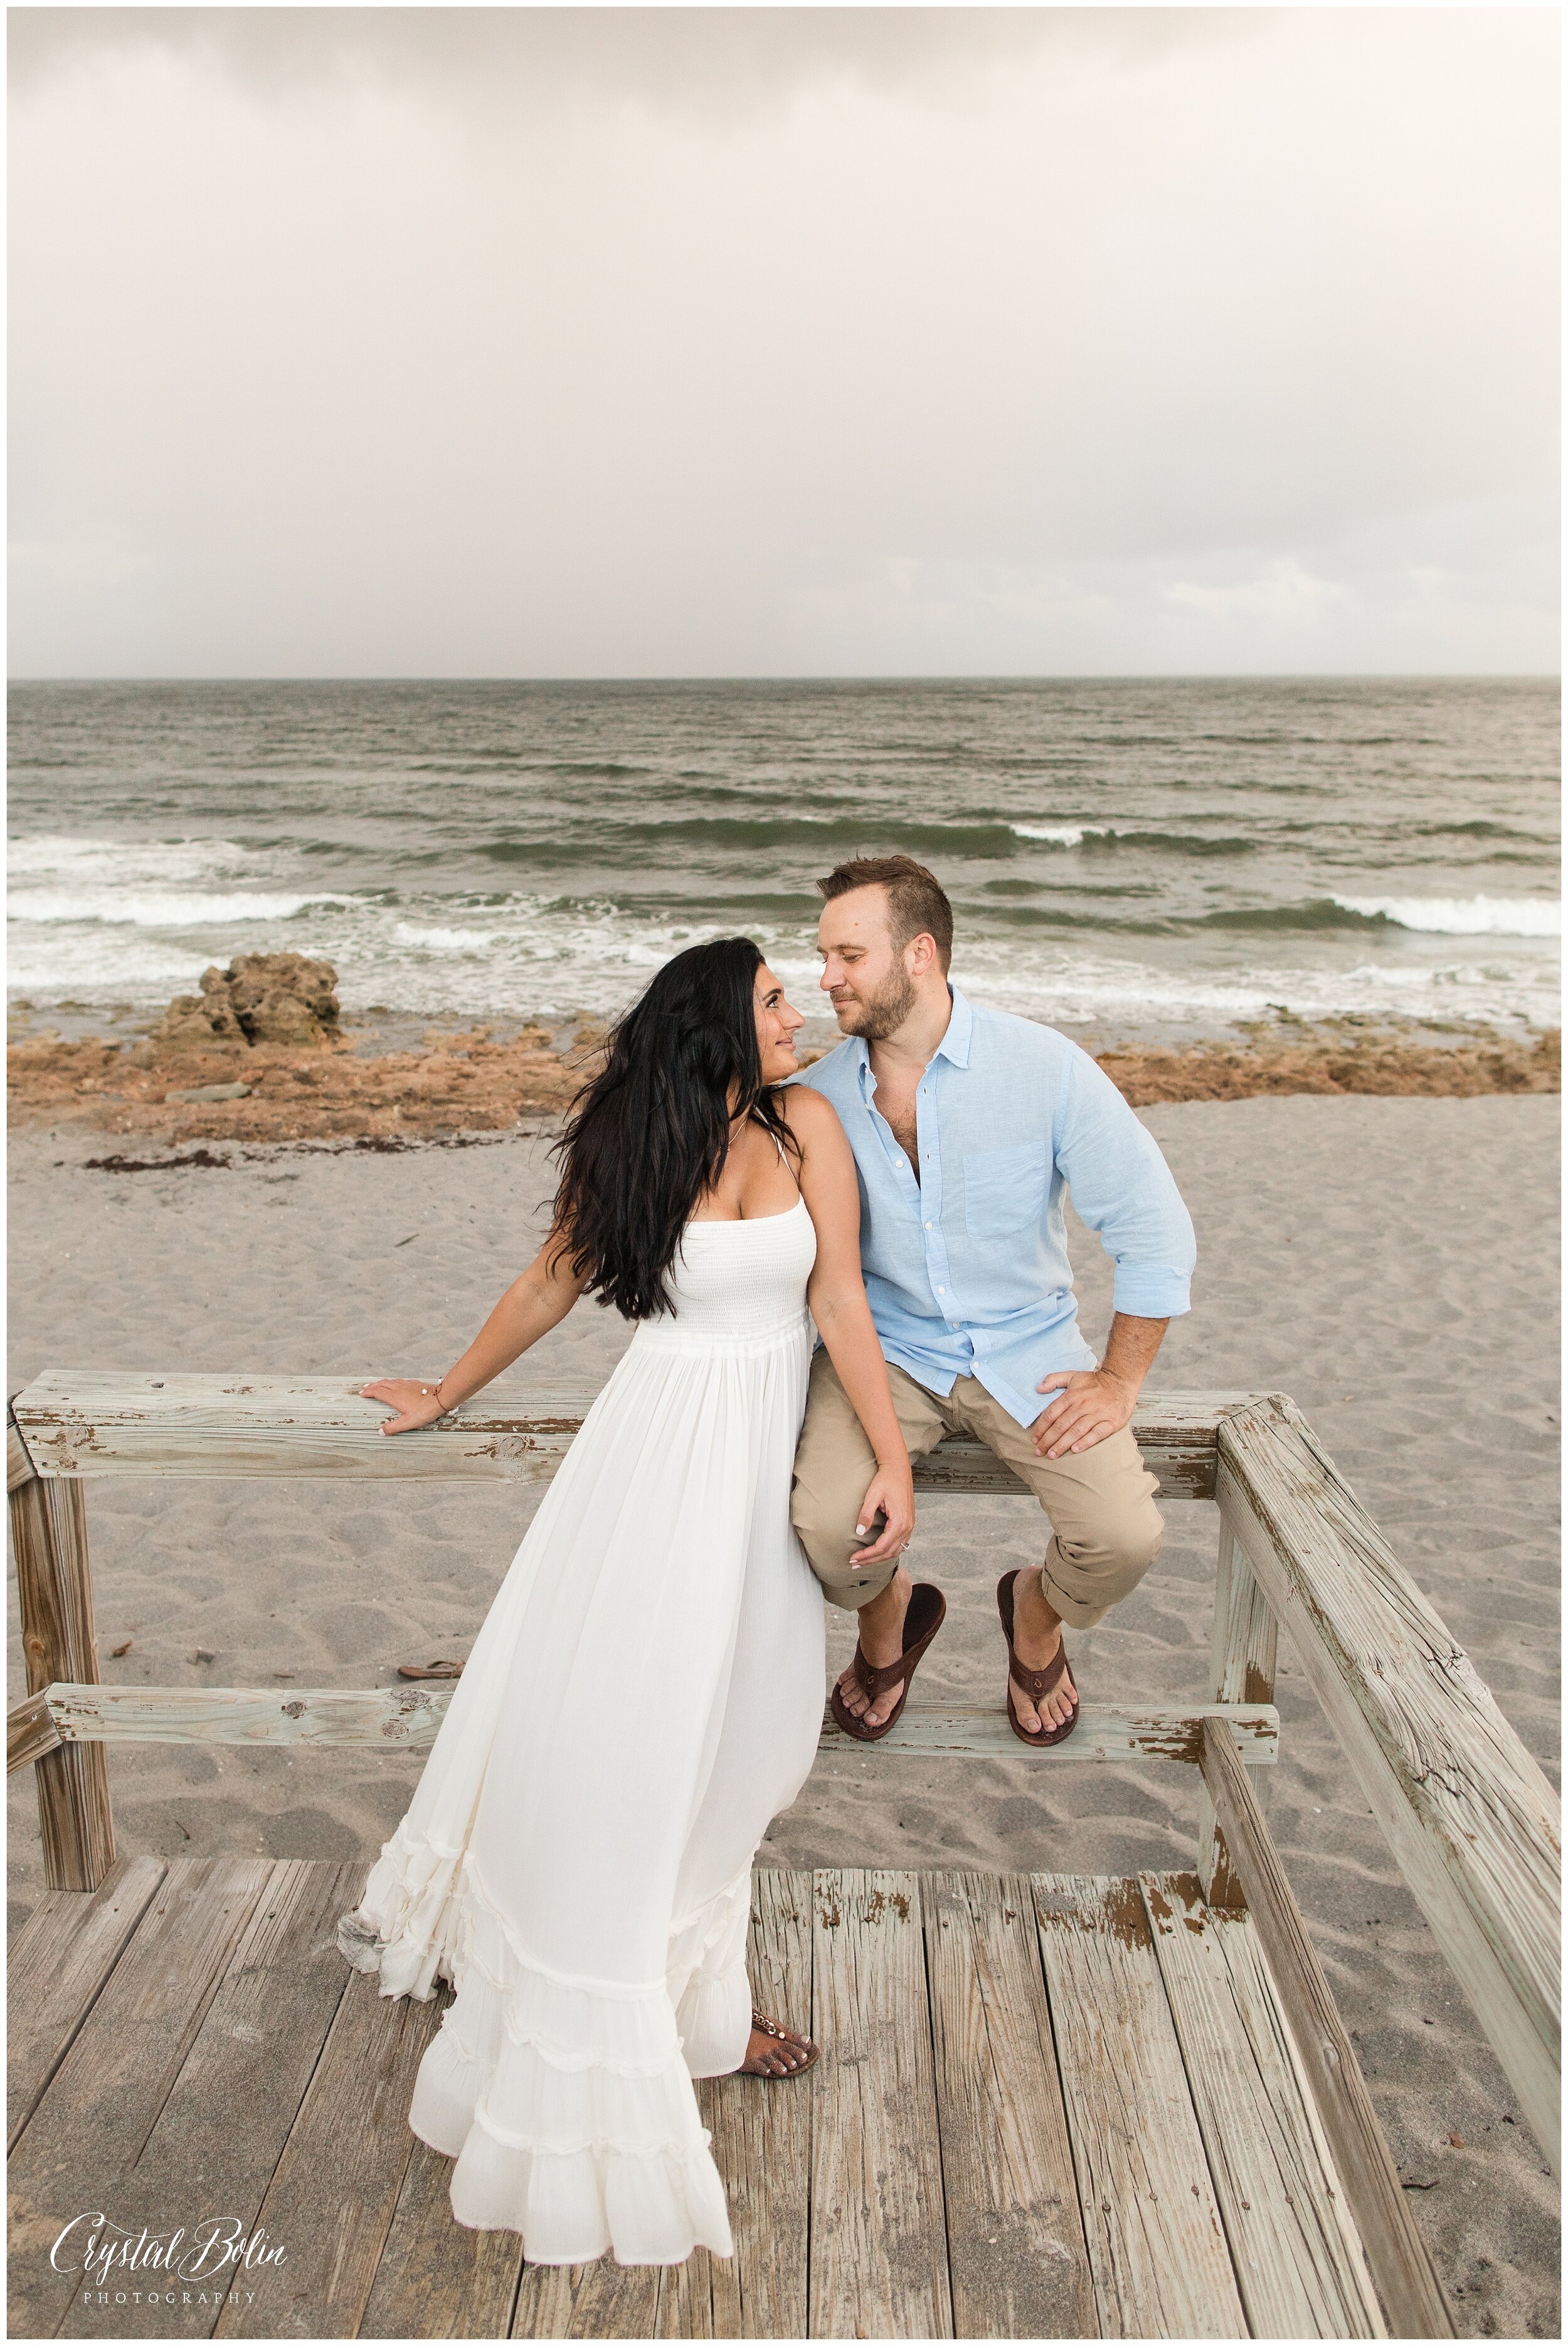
<box><xmin>335</xmin><ymin>938</ymin><xmax>916</xmax><ymax>2267</ymax></box>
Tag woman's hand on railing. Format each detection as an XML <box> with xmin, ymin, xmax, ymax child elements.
<box><xmin>360</xmin><ymin>1379</ymin><xmax>454</xmax><ymax>1435</ymax></box>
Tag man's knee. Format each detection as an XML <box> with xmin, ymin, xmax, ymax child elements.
<box><xmin>1045</xmin><ymin>1489</ymin><xmax>1165</xmax><ymax>1623</ymax></box>
<box><xmin>788</xmin><ymin>1472</ymin><xmax>849</xmax><ymax>1578</ymax></box>
<box><xmin>790</xmin><ymin>1477</ymin><xmax>898</xmax><ymax>1611</ymax></box>
<box><xmin>1096</xmin><ymin>1495</ymin><xmax>1165</xmax><ymax>1581</ymax></box>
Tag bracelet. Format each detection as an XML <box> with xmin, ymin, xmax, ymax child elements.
<box><xmin>420</xmin><ymin>1380</ymin><xmax>455</xmax><ymax>1416</ymax></box>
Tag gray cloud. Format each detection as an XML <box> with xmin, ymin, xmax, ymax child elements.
<box><xmin>8</xmin><ymin>9</ymin><xmax>1248</xmax><ymax>115</ymax></box>
<box><xmin>9</xmin><ymin>7</ymin><xmax>1559</xmax><ymax>676</ymax></box>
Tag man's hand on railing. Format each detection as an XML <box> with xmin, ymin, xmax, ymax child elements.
<box><xmin>1032</xmin><ymin>1312</ymin><xmax>1171</xmax><ymax>1458</ymax></box>
<box><xmin>1030</xmin><ymin>1367</ymin><xmax>1138</xmax><ymax>1458</ymax></box>
<box><xmin>361</xmin><ymin>1378</ymin><xmax>453</xmax><ymax>1435</ymax></box>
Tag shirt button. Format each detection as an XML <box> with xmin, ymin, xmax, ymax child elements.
<box><xmin>936</xmin><ymin>1286</ymin><xmax>945</xmax><ymax>1294</ymax></box>
<box><xmin>924</xmin><ymin>1221</ymin><xmax>932</xmax><ymax>1231</ymax></box>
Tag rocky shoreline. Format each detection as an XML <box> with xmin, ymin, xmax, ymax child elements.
<box><xmin>7</xmin><ymin>953</ymin><xmax>1559</xmax><ymax>1144</ymax></box>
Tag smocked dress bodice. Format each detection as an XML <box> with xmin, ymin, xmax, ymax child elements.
<box><xmin>629</xmin><ymin>1196</ymin><xmax>817</xmax><ymax>1353</ymax></box>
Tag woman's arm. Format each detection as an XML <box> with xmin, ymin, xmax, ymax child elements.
<box><xmin>364</xmin><ymin>1226</ymin><xmax>592</xmax><ymax>1435</ymax></box>
<box><xmin>782</xmin><ymin>1088</ymin><xmax>914</xmax><ymax>1566</ymax></box>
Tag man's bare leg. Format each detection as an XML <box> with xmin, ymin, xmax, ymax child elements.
<box><xmin>834</xmin><ymin>1564</ymin><xmax>913</xmax><ymax>1730</ymax></box>
<box><xmin>1009</xmin><ymin>1564</ymin><xmax>1078</xmax><ymax>1733</ymax></box>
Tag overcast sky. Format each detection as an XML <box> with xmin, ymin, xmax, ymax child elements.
<box><xmin>9</xmin><ymin>6</ymin><xmax>1559</xmax><ymax>678</ymax></box>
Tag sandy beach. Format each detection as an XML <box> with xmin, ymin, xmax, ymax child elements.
<box><xmin>7</xmin><ymin>1093</ymin><xmax>1559</xmax><ymax>2334</ymax></box>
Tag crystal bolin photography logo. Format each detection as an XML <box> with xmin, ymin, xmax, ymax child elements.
<box><xmin>53</xmin><ymin>2209</ymin><xmax>287</xmax><ymax>2308</ymax></box>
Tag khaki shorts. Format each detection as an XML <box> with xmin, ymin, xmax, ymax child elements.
<box><xmin>789</xmin><ymin>1349</ymin><xmax>1164</xmax><ymax>1630</ymax></box>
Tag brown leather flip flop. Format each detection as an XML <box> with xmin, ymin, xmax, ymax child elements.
<box><xmin>996</xmin><ymin>1569</ymin><xmax>1081</xmax><ymax>1748</ymax></box>
<box><xmin>396</xmin><ymin>1657</ymin><xmax>465</xmax><ymax>1680</ymax></box>
<box><xmin>829</xmin><ymin>1582</ymin><xmax>946</xmax><ymax>1744</ymax></box>
<box><xmin>733</xmin><ymin>2008</ymin><xmax>821</xmax><ymax>2079</ymax></box>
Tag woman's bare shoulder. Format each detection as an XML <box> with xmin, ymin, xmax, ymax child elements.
<box><xmin>778</xmin><ymin>1082</ymin><xmax>845</xmax><ymax>1141</ymax></box>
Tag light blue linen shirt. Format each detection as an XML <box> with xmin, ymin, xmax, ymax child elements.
<box><xmin>795</xmin><ymin>985</ymin><xmax>1195</xmax><ymax>1428</ymax></box>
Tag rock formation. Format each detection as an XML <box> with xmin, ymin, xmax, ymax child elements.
<box><xmin>151</xmin><ymin>953</ymin><xmax>343</xmax><ymax>1051</ymax></box>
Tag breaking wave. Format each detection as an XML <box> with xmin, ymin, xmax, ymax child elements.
<box><xmin>1012</xmin><ymin>823</ymin><xmax>1254</xmax><ymax>856</ymax></box>
<box><xmin>1330</xmin><ymin>894</ymin><xmax>1560</xmax><ymax>938</ymax></box>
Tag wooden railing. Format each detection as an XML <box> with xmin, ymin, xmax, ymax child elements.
<box><xmin>1214</xmin><ymin>1399</ymin><xmax>1560</xmax><ymax>2184</ymax></box>
<box><xmin>7</xmin><ymin>1371</ymin><xmax>1560</xmax><ymax>2331</ymax></box>
<box><xmin>7</xmin><ymin>1371</ymin><xmax>1231</xmax><ymax>1492</ymax></box>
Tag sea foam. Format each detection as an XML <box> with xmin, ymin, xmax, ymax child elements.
<box><xmin>7</xmin><ymin>834</ymin><xmax>252</xmax><ymax>884</ymax></box>
<box><xmin>393</xmin><ymin>921</ymin><xmax>506</xmax><ymax>953</ymax></box>
<box><xmin>1012</xmin><ymin>823</ymin><xmax>1112</xmax><ymax>846</ymax></box>
<box><xmin>8</xmin><ymin>889</ymin><xmax>347</xmax><ymax>926</ymax></box>
<box><xmin>1332</xmin><ymin>894</ymin><xmax>1560</xmax><ymax>938</ymax></box>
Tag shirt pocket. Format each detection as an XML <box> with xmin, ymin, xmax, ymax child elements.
<box><xmin>961</xmin><ymin>1142</ymin><xmax>1046</xmax><ymax>1240</ymax></box>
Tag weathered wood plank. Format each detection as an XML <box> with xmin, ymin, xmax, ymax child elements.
<box><xmin>359</xmin><ymin>2138</ymin><xmax>526</xmax><ymax>2340</ymax></box>
<box><xmin>511</xmin><ymin>2262</ymin><xmax>662</xmax><ymax>2340</ymax></box>
<box><xmin>8</xmin><ymin>1689</ymin><xmax>61</xmax><ymax>1773</ymax></box>
<box><xmin>8</xmin><ymin>1859</ymin><xmax>275</xmax><ymax>2342</ymax></box>
<box><xmin>213</xmin><ymin>1968</ymin><xmax>447</xmax><ymax>2338</ymax></box>
<box><xmin>32</xmin><ymin>1682</ymin><xmax>458</xmax><ymax>1753</ymax></box>
<box><xmin>1032</xmin><ymin>1872</ymin><xmax>1247</xmax><ymax>2340</ymax></box>
<box><xmin>1140</xmin><ymin>1872</ymin><xmax>1385</xmax><ymax>2341</ymax></box>
<box><xmin>1217</xmin><ymin>1399</ymin><xmax>1560</xmax><ymax>2168</ymax></box>
<box><xmin>13</xmin><ymin>1371</ymin><xmax>596</xmax><ymax>1484</ymax></box>
<box><xmin>112</xmin><ymin>1860</ymin><xmax>363</xmax><ymax>2340</ymax></box>
<box><xmin>1198</xmin><ymin>1721</ymin><xmax>1454</xmax><ymax>2338</ymax></box>
<box><xmin>6</xmin><ymin>1854</ymin><xmax>167</xmax><ymax>2152</ymax></box>
<box><xmin>693</xmin><ymin>1868</ymin><xmax>813</xmax><ymax>2340</ymax></box>
<box><xmin>650</xmin><ymin>2251</ymin><xmax>719</xmax><ymax>2340</ymax></box>
<box><xmin>8</xmin><ymin>1442</ymin><xmax>114</xmax><ymax>1889</ymax></box>
<box><xmin>911</xmin><ymin>1414</ymin><xmax>1224</xmax><ymax>1502</ymax></box>
<box><xmin>29</xmin><ymin>1683</ymin><xmax>1279</xmax><ymax>1767</ymax></box>
<box><xmin>10</xmin><ymin>1370</ymin><xmax>1253</xmax><ymax>1495</ymax></box>
<box><xmin>822</xmin><ymin>1699</ymin><xmax>1277</xmax><ymax>1766</ymax></box>
<box><xmin>1198</xmin><ymin>1521</ymin><xmax>1279</xmax><ymax>1906</ymax></box>
<box><xmin>9</xmin><ymin>1416</ymin><xmax>38</xmax><ymax>1492</ymax></box>
<box><xmin>924</xmin><ymin>1871</ymin><xmax>1096</xmax><ymax>2338</ymax></box>
<box><xmin>808</xmin><ymin>1870</ymin><xmax>951</xmax><ymax>2340</ymax></box>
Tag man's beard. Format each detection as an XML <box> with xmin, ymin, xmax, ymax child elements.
<box><xmin>833</xmin><ymin>966</ymin><xmax>918</xmax><ymax>1041</ymax></box>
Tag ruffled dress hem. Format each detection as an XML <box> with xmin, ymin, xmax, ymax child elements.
<box><xmin>336</xmin><ymin>1823</ymin><xmax>751</xmax><ymax>2263</ymax></box>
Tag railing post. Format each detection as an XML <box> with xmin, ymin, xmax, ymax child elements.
<box><xmin>1197</xmin><ymin>1516</ymin><xmax>1278</xmax><ymax>1906</ymax></box>
<box><xmin>8</xmin><ymin>1409</ymin><xmax>115</xmax><ymax>1889</ymax></box>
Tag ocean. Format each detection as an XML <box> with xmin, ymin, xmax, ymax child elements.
<box><xmin>7</xmin><ymin>676</ymin><xmax>1559</xmax><ymax>1046</ymax></box>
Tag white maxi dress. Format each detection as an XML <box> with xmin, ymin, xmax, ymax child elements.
<box><xmin>336</xmin><ymin>1195</ymin><xmax>826</xmax><ymax>2266</ymax></box>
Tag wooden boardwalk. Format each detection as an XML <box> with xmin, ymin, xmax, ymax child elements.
<box><xmin>14</xmin><ymin>1372</ymin><xmax>1557</xmax><ymax>2337</ymax></box>
<box><xmin>9</xmin><ymin>1856</ymin><xmax>1386</xmax><ymax>2342</ymax></box>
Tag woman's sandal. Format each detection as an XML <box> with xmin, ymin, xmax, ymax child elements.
<box><xmin>828</xmin><ymin>1582</ymin><xmax>947</xmax><ymax>1745</ymax></box>
<box><xmin>734</xmin><ymin>2008</ymin><xmax>820</xmax><ymax>2079</ymax></box>
<box><xmin>996</xmin><ymin>1569</ymin><xmax>1081</xmax><ymax>1748</ymax></box>
<box><xmin>396</xmin><ymin>1657</ymin><xmax>465</xmax><ymax>1680</ymax></box>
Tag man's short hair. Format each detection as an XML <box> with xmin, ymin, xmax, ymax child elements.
<box><xmin>816</xmin><ymin>855</ymin><xmax>954</xmax><ymax>974</ymax></box>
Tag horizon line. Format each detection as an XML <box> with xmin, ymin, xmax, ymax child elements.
<box><xmin>8</xmin><ymin>670</ymin><xmax>1561</xmax><ymax>688</ymax></box>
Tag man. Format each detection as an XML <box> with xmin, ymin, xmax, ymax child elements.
<box><xmin>790</xmin><ymin>854</ymin><xmax>1195</xmax><ymax>1744</ymax></box>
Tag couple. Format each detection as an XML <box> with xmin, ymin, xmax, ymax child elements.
<box><xmin>336</xmin><ymin>854</ymin><xmax>1196</xmax><ymax>2268</ymax></box>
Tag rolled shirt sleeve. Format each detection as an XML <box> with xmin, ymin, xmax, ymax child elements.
<box><xmin>1052</xmin><ymin>1044</ymin><xmax>1197</xmax><ymax>1319</ymax></box>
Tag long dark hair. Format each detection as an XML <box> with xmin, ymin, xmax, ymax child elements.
<box><xmin>549</xmin><ymin>937</ymin><xmax>800</xmax><ymax>1320</ymax></box>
